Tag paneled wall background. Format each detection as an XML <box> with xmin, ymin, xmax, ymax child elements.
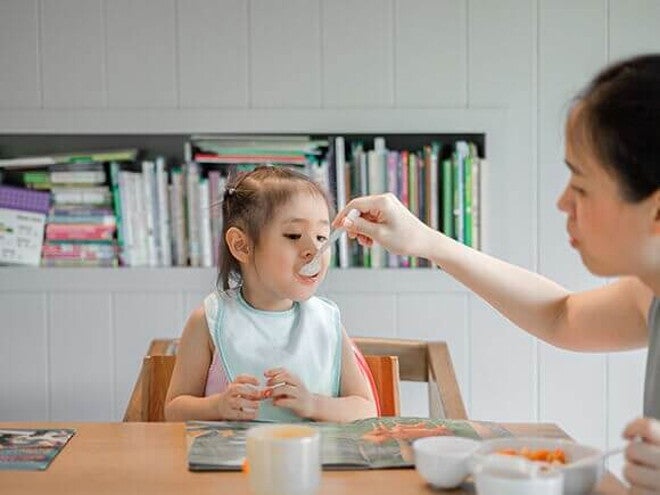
<box><xmin>1</xmin><ymin>0</ymin><xmax>658</xmax><ymax>477</ymax></box>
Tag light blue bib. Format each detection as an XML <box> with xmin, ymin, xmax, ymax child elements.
<box><xmin>204</xmin><ymin>288</ymin><xmax>342</xmax><ymax>422</ymax></box>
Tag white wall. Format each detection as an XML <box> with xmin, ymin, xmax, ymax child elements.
<box><xmin>0</xmin><ymin>0</ymin><xmax>658</xmax><ymax>472</ymax></box>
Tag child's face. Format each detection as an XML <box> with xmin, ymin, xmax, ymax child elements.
<box><xmin>242</xmin><ymin>191</ymin><xmax>331</xmax><ymax>310</ymax></box>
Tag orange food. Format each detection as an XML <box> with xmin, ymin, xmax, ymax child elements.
<box><xmin>497</xmin><ymin>447</ymin><xmax>567</xmax><ymax>464</ymax></box>
<box><xmin>242</xmin><ymin>459</ymin><xmax>250</xmax><ymax>474</ymax></box>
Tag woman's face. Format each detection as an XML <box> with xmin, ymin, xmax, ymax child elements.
<box><xmin>557</xmin><ymin>106</ymin><xmax>659</xmax><ymax>278</ymax></box>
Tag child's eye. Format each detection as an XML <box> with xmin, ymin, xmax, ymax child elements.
<box><xmin>284</xmin><ymin>234</ymin><xmax>301</xmax><ymax>240</ymax></box>
<box><xmin>317</xmin><ymin>235</ymin><xmax>328</xmax><ymax>243</ymax></box>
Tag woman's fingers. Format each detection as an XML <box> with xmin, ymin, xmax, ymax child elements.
<box><xmin>624</xmin><ymin>417</ymin><xmax>660</xmax><ymax>444</ymax></box>
<box><xmin>626</xmin><ymin>439</ymin><xmax>660</xmax><ymax>468</ymax></box>
<box><xmin>624</xmin><ymin>461</ymin><xmax>660</xmax><ymax>491</ymax></box>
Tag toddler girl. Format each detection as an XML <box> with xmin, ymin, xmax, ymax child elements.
<box><xmin>165</xmin><ymin>166</ymin><xmax>377</xmax><ymax>422</ymax></box>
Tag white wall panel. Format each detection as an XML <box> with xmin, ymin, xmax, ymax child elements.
<box><xmin>609</xmin><ymin>0</ymin><xmax>660</xmax><ymax>60</ymax></box>
<box><xmin>105</xmin><ymin>0</ymin><xmax>177</xmax><ymax>107</ymax></box>
<box><xmin>113</xmin><ymin>292</ymin><xmax>183</xmax><ymax>420</ymax></box>
<box><xmin>177</xmin><ymin>0</ymin><xmax>249</xmax><ymax>108</ymax></box>
<box><xmin>40</xmin><ymin>0</ymin><xmax>105</xmax><ymax>108</ymax></box>
<box><xmin>322</xmin><ymin>0</ymin><xmax>394</xmax><ymax>107</ymax></box>
<box><xmin>49</xmin><ymin>293</ymin><xmax>113</xmax><ymax>421</ymax></box>
<box><xmin>396</xmin><ymin>293</ymin><xmax>469</xmax><ymax>405</ymax></box>
<box><xmin>467</xmin><ymin>0</ymin><xmax>534</xmax><ymax>269</ymax></box>
<box><xmin>469</xmin><ymin>298</ymin><xmax>536</xmax><ymax>422</ymax></box>
<box><xmin>394</xmin><ymin>0</ymin><xmax>467</xmax><ymax>107</ymax></box>
<box><xmin>326</xmin><ymin>293</ymin><xmax>398</xmax><ymax>338</ymax></box>
<box><xmin>250</xmin><ymin>0</ymin><xmax>321</xmax><ymax>107</ymax></box>
<box><xmin>0</xmin><ymin>0</ymin><xmax>40</xmax><ymax>108</ymax></box>
<box><xmin>539</xmin><ymin>343</ymin><xmax>607</xmax><ymax>448</ymax></box>
<box><xmin>0</xmin><ymin>294</ymin><xmax>48</xmax><ymax>421</ymax></box>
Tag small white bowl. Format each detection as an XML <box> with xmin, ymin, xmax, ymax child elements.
<box><xmin>413</xmin><ymin>436</ymin><xmax>481</xmax><ymax>489</ymax></box>
<box><xmin>471</xmin><ymin>437</ymin><xmax>603</xmax><ymax>495</ymax></box>
<box><xmin>472</xmin><ymin>453</ymin><xmax>564</xmax><ymax>495</ymax></box>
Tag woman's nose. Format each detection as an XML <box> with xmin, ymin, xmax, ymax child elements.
<box><xmin>556</xmin><ymin>184</ymin><xmax>572</xmax><ymax>214</ymax></box>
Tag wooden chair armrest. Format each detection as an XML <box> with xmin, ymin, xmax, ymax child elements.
<box><xmin>352</xmin><ymin>337</ymin><xmax>428</xmax><ymax>381</ymax></box>
<box><xmin>123</xmin><ymin>363</ymin><xmax>144</xmax><ymax>422</ymax></box>
<box><xmin>427</xmin><ymin>342</ymin><xmax>467</xmax><ymax>420</ymax></box>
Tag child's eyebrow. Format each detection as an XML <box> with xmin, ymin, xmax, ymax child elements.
<box><xmin>281</xmin><ymin>218</ymin><xmax>330</xmax><ymax>226</ymax></box>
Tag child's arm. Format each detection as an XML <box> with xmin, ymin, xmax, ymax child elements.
<box><xmin>265</xmin><ymin>328</ymin><xmax>378</xmax><ymax>422</ymax></box>
<box><xmin>164</xmin><ymin>306</ymin><xmax>262</xmax><ymax>421</ymax></box>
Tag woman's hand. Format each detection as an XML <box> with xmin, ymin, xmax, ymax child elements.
<box><xmin>622</xmin><ymin>416</ymin><xmax>660</xmax><ymax>493</ymax></box>
<box><xmin>333</xmin><ymin>193</ymin><xmax>435</xmax><ymax>258</ymax></box>
<box><xmin>264</xmin><ymin>368</ymin><xmax>315</xmax><ymax>419</ymax></box>
<box><xmin>213</xmin><ymin>374</ymin><xmax>262</xmax><ymax>421</ymax></box>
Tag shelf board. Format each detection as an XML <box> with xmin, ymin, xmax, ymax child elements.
<box><xmin>0</xmin><ymin>267</ymin><xmax>466</xmax><ymax>293</ymax></box>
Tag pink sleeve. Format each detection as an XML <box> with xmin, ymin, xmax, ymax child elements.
<box><xmin>204</xmin><ymin>350</ymin><xmax>230</xmax><ymax>396</ymax></box>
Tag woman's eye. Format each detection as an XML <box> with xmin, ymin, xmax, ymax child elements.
<box><xmin>284</xmin><ymin>234</ymin><xmax>301</xmax><ymax>240</ymax></box>
<box><xmin>570</xmin><ymin>185</ymin><xmax>586</xmax><ymax>195</ymax></box>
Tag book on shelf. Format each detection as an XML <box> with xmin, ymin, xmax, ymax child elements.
<box><xmin>0</xmin><ymin>149</ymin><xmax>137</xmax><ymax>169</ymax></box>
<box><xmin>185</xmin><ymin>417</ymin><xmax>511</xmax><ymax>471</ymax></box>
<box><xmin>0</xmin><ymin>185</ymin><xmax>50</xmax><ymax>266</ymax></box>
<box><xmin>0</xmin><ymin>428</ymin><xmax>76</xmax><ymax>471</ymax></box>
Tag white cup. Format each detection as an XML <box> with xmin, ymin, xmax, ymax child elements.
<box><xmin>246</xmin><ymin>424</ymin><xmax>321</xmax><ymax>495</ymax></box>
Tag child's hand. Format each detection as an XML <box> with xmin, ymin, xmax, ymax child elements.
<box><xmin>264</xmin><ymin>368</ymin><xmax>315</xmax><ymax>419</ymax></box>
<box><xmin>214</xmin><ymin>374</ymin><xmax>262</xmax><ymax>420</ymax></box>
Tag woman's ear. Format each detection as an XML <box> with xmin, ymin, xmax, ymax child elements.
<box><xmin>225</xmin><ymin>227</ymin><xmax>251</xmax><ymax>263</ymax></box>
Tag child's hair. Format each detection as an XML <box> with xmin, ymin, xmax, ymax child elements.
<box><xmin>218</xmin><ymin>166</ymin><xmax>335</xmax><ymax>290</ymax></box>
<box><xmin>573</xmin><ymin>53</ymin><xmax>660</xmax><ymax>202</ymax></box>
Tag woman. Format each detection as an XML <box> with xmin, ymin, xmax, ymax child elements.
<box><xmin>335</xmin><ymin>54</ymin><xmax>659</xmax><ymax>493</ymax></box>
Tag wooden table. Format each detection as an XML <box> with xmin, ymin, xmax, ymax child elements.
<box><xmin>0</xmin><ymin>422</ymin><xmax>626</xmax><ymax>495</ymax></box>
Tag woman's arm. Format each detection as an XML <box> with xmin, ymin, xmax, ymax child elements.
<box><xmin>337</xmin><ymin>193</ymin><xmax>652</xmax><ymax>352</ymax></box>
<box><xmin>164</xmin><ymin>306</ymin><xmax>261</xmax><ymax>421</ymax></box>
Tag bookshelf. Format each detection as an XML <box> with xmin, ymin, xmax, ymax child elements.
<box><xmin>1</xmin><ymin>131</ymin><xmax>486</xmax><ymax>269</ymax></box>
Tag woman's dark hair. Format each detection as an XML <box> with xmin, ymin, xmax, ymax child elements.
<box><xmin>217</xmin><ymin>166</ymin><xmax>334</xmax><ymax>290</ymax></box>
<box><xmin>573</xmin><ymin>54</ymin><xmax>659</xmax><ymax>202</ymax></box>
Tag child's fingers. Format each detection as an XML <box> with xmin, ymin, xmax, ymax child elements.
<box><xmin>234</xmin><ymin>374</ymin><xmax>260</xmax><ymax>386</ymax></box>
<box><xmin>272</xmin><ymin>397</ymin><xmax>297</xmax><ymax>410</ymax></box>
<box><xmin>271</xmin><ymin>384</ymin><xmax>297</xmax><ymax>400</ymax></box>
<box><xmin>263</xmin><ymin>368</ymin><xmax>285</xmax><ymax>378</ymax></box>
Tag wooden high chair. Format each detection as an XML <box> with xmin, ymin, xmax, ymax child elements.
<box><xmin>123</xmin><ymin>337</ymin><xmax>467</xmax><ymax>422</ymax></box>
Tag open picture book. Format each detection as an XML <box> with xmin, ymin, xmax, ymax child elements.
<box><xmin>0</xmin><ymin>428</ymin><xmax>76</xmax><ymax>471</ymax></box>
<box><xmin>186</xmin><ymin>417</ymin><xmax>511</xmax><ymax>471</ymax></box>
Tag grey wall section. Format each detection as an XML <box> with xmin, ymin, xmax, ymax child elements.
<box><xmin>0</xmin><ymin>1</ymin><xmax>658</xmax><ymax>478</ymax></box>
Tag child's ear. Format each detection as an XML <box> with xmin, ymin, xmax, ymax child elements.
<box><xmin>225</xmin><ymin>227</ymin><xmax>251</xmax><ymax>263</ymax></box>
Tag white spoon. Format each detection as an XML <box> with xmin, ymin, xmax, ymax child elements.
<box><xmin>299</xmin><ymin>209</ymin><xmax>360</xmax><ymax>277</ymax></box>
<box><xmin>569</xmin><ymin>446</ymin><xmax>624</xmax><ymax>469</ymax></box>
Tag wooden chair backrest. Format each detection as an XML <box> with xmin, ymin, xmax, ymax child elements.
<box><xmin>124</xmin><ymin>337</ymin><xmax>466</xmax><ymax>422</ymax></box>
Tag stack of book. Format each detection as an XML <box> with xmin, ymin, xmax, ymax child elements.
<box><xmin>112</xmin><ymin>158</ymin><xmax>173</xmax><ymax>267</ymax></box>
<box><xmin>44</xmin><ymin>163</ymin><xmax>117</xmax><ymax>267</ymax></box>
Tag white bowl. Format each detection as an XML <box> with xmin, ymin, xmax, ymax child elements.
<box><xmin>413</xmin><ymin>436</ymin><xmax>481</xmax><ymax>489</ymax></box>
<box><xmin>472</xmin><ymin>453</ymin><xmax>564</xmax><ymax>495</ymax></box>
<box><xmin>471</xmin><ymin>437</ymin><xmax>603</xmax><ymax>495</ymax></box>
